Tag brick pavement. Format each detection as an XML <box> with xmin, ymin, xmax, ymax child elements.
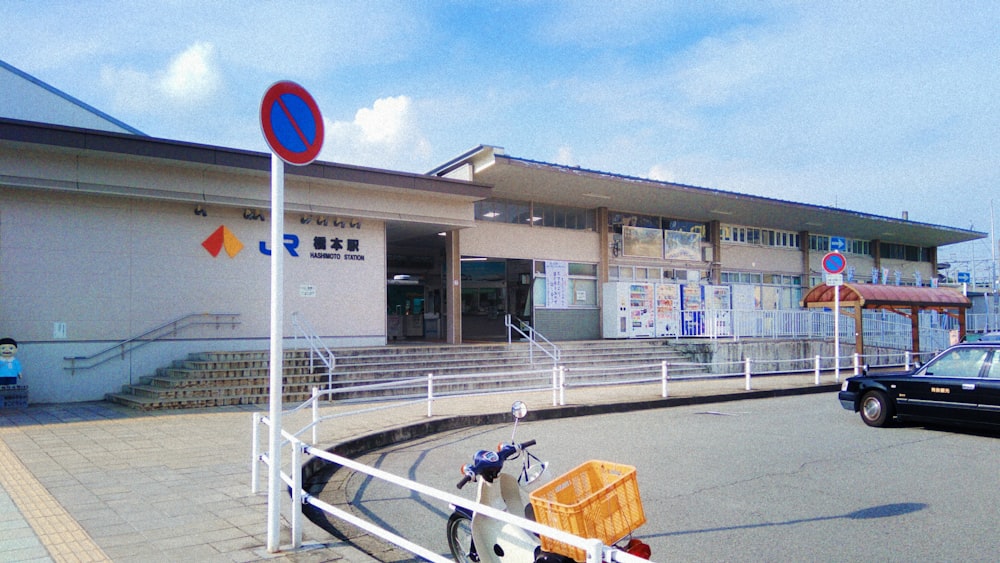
<box><xmin>0</xmin><ymin>374</ymin><xmax>840</xmax><ymax>562</ymax></box>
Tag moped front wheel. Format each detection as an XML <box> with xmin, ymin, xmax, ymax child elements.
<box><xmin>447</xmin><ymin>511</ymin><xmax>478</xmax><ymax>563</ymax></box>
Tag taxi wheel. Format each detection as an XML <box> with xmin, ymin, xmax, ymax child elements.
<box><xmin>860</xmin><ymin>390</ymin><xmax>893</xmax><ymax>427</ymax></box>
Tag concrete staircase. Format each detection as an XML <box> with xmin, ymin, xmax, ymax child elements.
<box><xmin>105</xmin><ymin>339</ymin><xmax>707</xmax><ymax>410</ymax></box>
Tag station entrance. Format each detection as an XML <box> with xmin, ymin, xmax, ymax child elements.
<box><xmin>384</xmin><ymin>222</ymin><xmax>534</xmax><ymax>343</ymax></box>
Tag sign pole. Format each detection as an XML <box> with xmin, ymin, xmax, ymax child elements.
<box><xmin>266</xmin><ymin>153</ymin><xmax>285</xmax><ymax>552</ymax></box>
<box><xmin>822</xmin><ymin>252</ymin><xmax>847</xmax><ymax>383</ymax></box>
<box><xmin>834</xmin><ymin>283</ymin><xmax>840</xmax><ymax>382</ymax></box>
<box><xmin>259</xmin><ymin>80</ymin><xmax>323</xmax><ymax>554</ymax></box>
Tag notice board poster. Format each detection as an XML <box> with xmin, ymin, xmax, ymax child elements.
<box><xmin>545</xmin><ymin>260</ymin><xmax>569</xmax><ymax>309</ymax></box>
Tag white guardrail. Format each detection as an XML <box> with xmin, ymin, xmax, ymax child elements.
<box><xmin>251</xmin><ymin>349</ymin><xmax>931</xmax><ymax>561</ymax></box>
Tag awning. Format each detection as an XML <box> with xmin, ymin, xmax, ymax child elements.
<box><xmin>800</xmin><ymin>284</ymin><xmax>971</xmax><ymax>310</ymax></box>
<box><xmin>801</xmin><ymin>283</ymin><xmax>970</xmax><ymax>353</ymax></box>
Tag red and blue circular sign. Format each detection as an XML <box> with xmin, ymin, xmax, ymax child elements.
<box><xmin>260</xmin><ymin>81</ymin><xmax>324</xmax><ymax>166</ymax></box>
<box><xmin>822</xmin><ymin>251</ymin><xmax>847</xmax><ymax>275</ymax></box>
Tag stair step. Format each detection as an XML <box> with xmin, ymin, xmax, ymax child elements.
<box><xmin>104</xmin><ymin>340</ymin><xmax>712</xmax><ymax>410</ymax></box>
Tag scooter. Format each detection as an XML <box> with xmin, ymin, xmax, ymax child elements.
<box><xmin>446</xmin><ymin>402</ymin><xmax>650</xmax><ymax>563</ymax></box>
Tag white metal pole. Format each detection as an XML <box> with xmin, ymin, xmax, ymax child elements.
<box><xmin>814</xmin><ymin>355</ymin><xmax>820</xmax><ymax>385</ymax></box>
<box><xmin>834</xmin><ymin>284</ymin><xmax>841</xmax><ymax>382</ymax></box>
<box><xmin>291</xmin><ymin>440</ymin><xmax>302</xmax><ymax>549</ymax></box>
<box><xmin>744</xmin><ymin>358</ymin><xmax>751</xmax><ymax>391</ymax></box>
<box><xmin>311</xmin><ymin>387</ymin><xmax>319</xmax><ymax>445</ymax></box>
<box><xmin>661</xmin><ymin>360</ymin><xmax>668</xmax><ymax>398</ymax></box>
<box><xmin>552</xmin><ymin>366</ymin><xmax>558</xmax><ymax>406</ymax></box>
<box><xmin>251</xmin><ymin>412</ymin><xmax>261</xmax><ymax>494</ymax></box>
<box><xmin>558</xmin><ymin>366</ymin><xmax>566</xmax><ymax>406</ymax></box>
<box><xmin>266</xmin><ymin>154</ymin><xmax>285</xmax><ymax>553</ymax></box>
<box><xmin>427</xmin><ymin>373</ymin><xmax>434</xmax><ymax>418</ymax></box>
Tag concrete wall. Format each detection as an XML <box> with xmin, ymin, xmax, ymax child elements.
<box><xmin>720</xmin><ymin>244</ymin><xmax>802</xmax><ymax>274</ymax></box>
<box><xmin>0</xmin><ymin>188</ymin><xmax>387</xmax><ymax>402</ymax></box>
<box><xmin>534</xmin><ymin>309</ymin><xmax>601</xmax><ymax>341</ymax></box>
<box><xmin>674</xmin><ymin>339</ymin><xmax>909</xmax><ymax>375</ymax></box>
<box><xmin>461</xmin><ymin>222</ymin><xmax>600</xmax><ymax>262</ymax></box>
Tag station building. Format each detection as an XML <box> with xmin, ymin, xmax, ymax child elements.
<box><xmin>0</xmin><ymin>60</ymin><xmax>983</xmax><ymax>402</ymax></box>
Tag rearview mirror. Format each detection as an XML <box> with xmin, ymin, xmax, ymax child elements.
<box><xmin>511</xmin><ymin>401</ymin><xmax>528</xmax><ymax>419</ymax></box>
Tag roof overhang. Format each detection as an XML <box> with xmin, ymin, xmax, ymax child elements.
<box><xmin>431</xmin><ymin>146</ymin><xmax>984</xmax><ymax>249</ymax></box>
<box><xmin>0</xmin><ymin>118</ymin><xmax>492</xmax><ymax>244</ymax></box>
<box><xmin>801</xmin><ymin>283</ymin><xmax>971</xmax><ymax>309</ymax></box>
<box><xmin>0</xmin><ymin>118</ymin><xmax>491</xmax><ymax>199</ymax></box>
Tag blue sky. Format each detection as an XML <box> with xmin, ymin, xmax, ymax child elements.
<box><xmin>2</xmin><ymin>1</ymin><xmax>998</xmax><ymax>274</ymax></box>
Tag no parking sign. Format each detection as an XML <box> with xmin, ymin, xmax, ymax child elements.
<box><xmin>259</xmin><ymin>80</ymin><xmax>325</xmax><ymax>552</ymax></box>
<box><xmin>260</xmin><ymin>81</ymin><xmax>324</xmax><ymax>165</ymax></box>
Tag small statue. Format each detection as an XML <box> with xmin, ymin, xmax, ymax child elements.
<box><xmin>0</xmin><ymin>337</ymin><xmax>22</xmax><ymax>386</ymax></box>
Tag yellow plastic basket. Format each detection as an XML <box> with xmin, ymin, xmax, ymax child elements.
<box><xmin>529</xmin><ymin>460</ymin><xmax>646</xmax><ymax>560</ymax></box>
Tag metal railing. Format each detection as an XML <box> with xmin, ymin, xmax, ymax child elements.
<box><xmin>291</xmin><ymin>312</ymin><xmax>335</xmax><ymax>388</ymax></box>
<box><xmin>505</xmin><ymin>314</ymin><xmax>561</xmax><ymax>366</ymax></box>
<box><xmin>653</xmin><ymin>309</ymin><xmax>960</xmax><ymax>351</ymax></box>
<box><xmin>63</xmin><ymin>312</ymin><xmax>240</xmax><ymax>373</ymax></box>
<box><xmin>252</xmin><ymin>347</ymin><xmax>922</xmax><ymax>560</ymax></box>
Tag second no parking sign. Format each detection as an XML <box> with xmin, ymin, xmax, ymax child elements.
<box><xmin>260</xmin><ymin>81</ymin><xmax>324</xmax><ymax>166</ymax></box>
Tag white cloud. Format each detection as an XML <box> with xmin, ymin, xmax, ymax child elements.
<box><xmin>159</xmin><ymin>42</ymin><xmax>220</xmax><ymax>101</ymax></box>
<box><xmin>553</xmin><ymin>146</ymin><xmax>576</xmax><ymax>167</ymax></box>
<box><xmin>100</xmin><ymin>42</ymin><xmax>221</xmax><ymax>113</ymax></box>
<box><xmin>322</xmin><ymin>96</ymin><xmax>431</xmax><ymax>171</ymax></box>
<box><xmin>646</xmin><ymin>164</ymin><xmax>674</xmax><ymax>182</ymax></box>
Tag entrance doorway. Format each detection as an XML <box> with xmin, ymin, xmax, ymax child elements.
<box><xmin>460</xmin><ymin>258</ymin><xmax>533</xmax><ymax>341</ymax></box>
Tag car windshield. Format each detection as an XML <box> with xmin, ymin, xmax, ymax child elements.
<box><xmin>922</xmin><ymin>347</ymin><xmax>989</xmax><ymax>378</ymax></box>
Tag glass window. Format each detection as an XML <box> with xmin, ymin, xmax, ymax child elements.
<box><xmin>922</xmin><ymin>348</ymin><xmax>989</xmax><ymax>378</ymax></box>
<box><xmin>987</xmin><ymin>353</ymin><xmax>1000</xmax><ymax>379</ymax></box>
<box><xmin>570</xmin><ymin>279</ymin><xmax>597</xmax><ymax>306</ymax></box>
<box><xmin>569</xmin><ymin>263</ymin><xmax>597</xmax><ymax>276</ymax></box>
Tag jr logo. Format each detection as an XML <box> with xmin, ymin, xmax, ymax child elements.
<box><xmin>259</xmin><ymin>234</ymin><xmax>300</xmax><ymax>257</ymax></box>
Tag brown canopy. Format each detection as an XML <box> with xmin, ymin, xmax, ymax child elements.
<box><xmin>801</xmin><ymin>283</ymin><xmax>971</xmax><ymax>353</ymax></box>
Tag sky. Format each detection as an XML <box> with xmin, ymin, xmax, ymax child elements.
<box><xmin>1</xmin><ymin>1</ymin><xmax>998</xmax><ymax>276</ymax></box>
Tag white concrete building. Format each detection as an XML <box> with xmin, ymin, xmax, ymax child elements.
<box><xmin>0</xmin><ymin>61</ymin><xmax>984</xmax><ymax>403</ymax></box>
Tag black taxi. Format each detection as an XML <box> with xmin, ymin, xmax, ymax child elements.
<box><xmin>839</xmin><ymin>342</ymin><xmax>1000</xmax><ymax>428</ymax></box>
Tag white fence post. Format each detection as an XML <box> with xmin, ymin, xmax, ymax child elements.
<box><xmin>905</xmin><ymin>350</ymin><xmax>911</xmax><ymax>371</ymax></box>
<box><xmin>814</xmin><ymin>355</ymin><xmax>821</xmax><ymax>385</ymax></box>
<box><xmin>661</xmin><ymin>360</ymin><xmax>669</xmax><ymax>398</ymax></box>
<box><xmin>251</xmin><ymin>412</ymin><xmax>262</xmax><ymax>494</ymax></box>
<box><xmin>427</xmin><ymin>373</ymin><xmax>434</xmax><ymax>418</ymax></box>
<box><xmin>311</xmin><ymin>387</ymin><xmax>319</xmax><ymax>445</ymax></box>
<box><xmin>558</xmin><ymin>366</ymin><xmax>566</xmax><ymax>406</ymax></box>
<box><xmin>291</xmin><ymin>440</ymin><xmax>303</xmax><ymax>548</ymax></box>
<box><xmin>584</xmin><ymin>539</ymin><xmax>605</xmax><ymax>563</ymax></box>
<box><xmin>551</xmin><ymin>366</ymin><xmax>558</xmax><ymax>406</ymax></box>
<box><xmin>744</xmin><ymin>358</ymin><xmax>752</xmax><ymax>391</ymax></box>
<box><xmin>853</xmin><ymin>353</ymin><xmax>860</xmax><ymax>376</ymax></box>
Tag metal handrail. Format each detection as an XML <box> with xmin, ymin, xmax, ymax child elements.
<box><xmin>291</xmin><ymin>312</ymin><xmax>335</xmax><ymax>388</ymax></box>
<box><xmin>63</xmin><ymin>312</ymin><xmax>240</xmax><ymax>372</ymax></box>
<box><xmin>505</xmin><ymin>314</ymin><xmax>561</xmax><ymax>366</ymax></box>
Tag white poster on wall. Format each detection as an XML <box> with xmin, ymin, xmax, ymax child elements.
<box><xmin>545</xmin><ymin>260</ymin><xmax>569</xmax><ymax>309</ymax></box>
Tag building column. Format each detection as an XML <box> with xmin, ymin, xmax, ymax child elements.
<box><xmin>799</xmin><ymin>230</ymin><xmax>810</xmax><ymax>285</ymax></box>
<box><xmin>710</xmin><ymin>220</ymin><xmax>722</xmax><ymax>284</ymax></box>
<box><xmin>445</xmin><ymin>230</ymin><xmax>462</xmax><ymax>344</ymax></box>
<box><xmin>598</xmin><ymin>207</ymin><xmax>610</xmax><ymax>284</ymax></box>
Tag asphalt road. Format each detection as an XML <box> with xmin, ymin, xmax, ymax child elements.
<box><xmin>324</xmin><ymin>392</ymin><xmax>1000</xmax><ymax>562</ymax></box>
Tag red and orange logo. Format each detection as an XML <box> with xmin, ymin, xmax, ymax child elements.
<box><xmin>202</xmin><ymin>226</ymin><xmax>244</xmax><ymax>258</ymax></box>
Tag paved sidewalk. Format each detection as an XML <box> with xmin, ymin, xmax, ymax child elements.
<box><xmin>0</xmin><ymin>374</ymin><xmax>840</xmax><ymax>562</ymax></box>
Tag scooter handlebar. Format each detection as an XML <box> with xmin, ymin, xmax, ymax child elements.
<box><xmin>457</xmin><ymin>439</ymin><xmax>538</xmax><ymax>488</ymax></box>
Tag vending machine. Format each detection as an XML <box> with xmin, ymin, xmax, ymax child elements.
<box><xmin>602</xmin><ymin>282</ymin><xmax>656</xmax><ymax>338</ymax></box>
<box><xmin>655</xmin><ymin>283</ymin><xmax>680</xmax><ymax>337</ymax></box>
<box><xmin>680</xmin><ymin>284</ymin><xmax>704</xmax><ymax>336</ymax></box>
<box><xmin>702</xmin><ymin>284</ymin><xmax>732</xmax><ymax>337</ymax></box>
